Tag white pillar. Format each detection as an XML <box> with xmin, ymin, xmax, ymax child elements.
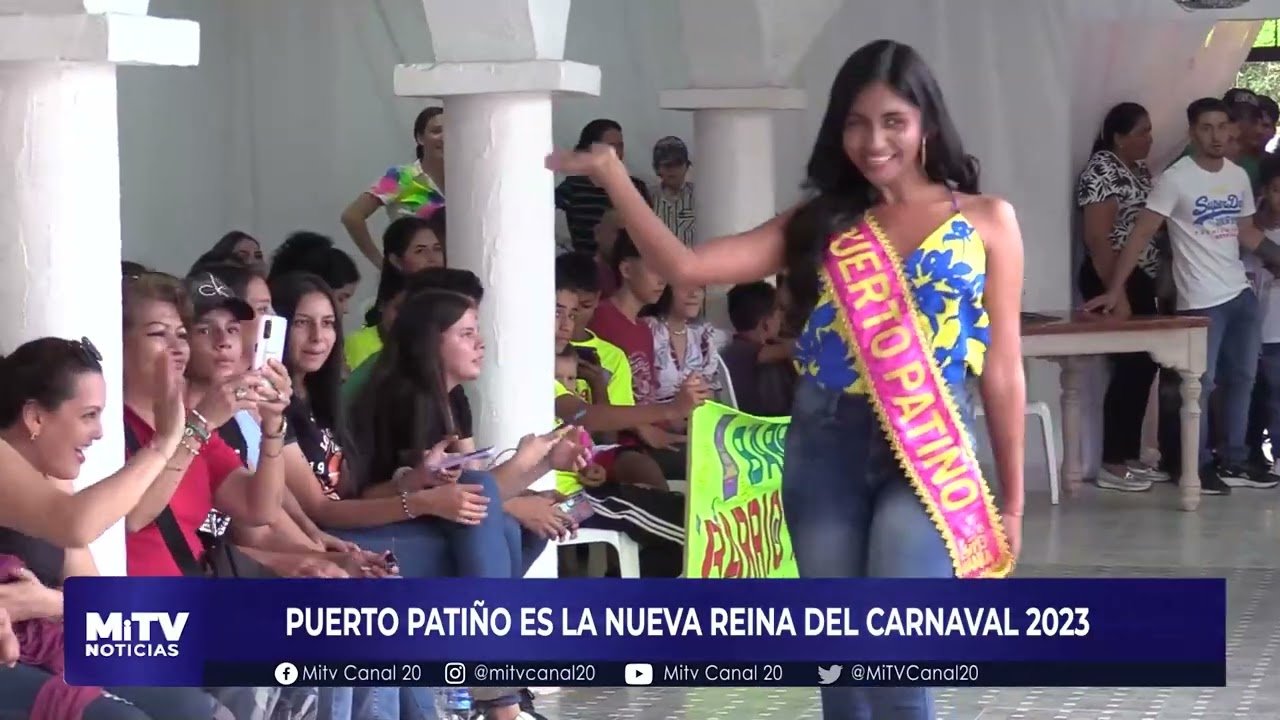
<box><xmin>660</xmin><ymin>88</ymin><xmax>805</xmax><ymax>325</ymax></box>
<box><xmin>0</xmin><ymin>2</ymin><xmax>197</xmax><ymax>576</ymax></box>
<box><xmin>407</xmin><ymin>0</ymin><xmax>599</xmax><ymax>578</ymax></box>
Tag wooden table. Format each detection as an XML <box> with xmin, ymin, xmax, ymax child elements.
<box><xmin>1021</xmin><ymin>312</ymin><xmax>1209</xmax><ymax>511</ymax></box>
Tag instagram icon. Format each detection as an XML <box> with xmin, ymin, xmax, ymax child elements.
<box><xmin>444</xmin><ymin>663</ymin><xmax>466</xmax><ymax>685</ymax></box>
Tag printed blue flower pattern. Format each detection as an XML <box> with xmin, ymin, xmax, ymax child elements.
<box><xmin>794</xmin><ymin>216</ymin><xmax>990</xmax><ymax>393</ymax></box>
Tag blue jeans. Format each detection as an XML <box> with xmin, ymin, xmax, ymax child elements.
<box><xmin>327</xmin><ymin>471</ymin><xmax>517</xmax><ymax>577</ymax></box>
<box><xmin>1180</xmin><ymin>289</ymin><xmax>1261</xmax><ymax>468</ymax></box>
<box><xmin>783</xmin><ymin>378</ymin><xmax>968</xmax><ymax>720</ymax></box>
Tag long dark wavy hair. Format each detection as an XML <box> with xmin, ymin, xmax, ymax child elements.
<box><xmin>269</xmin><ymin>273</ymin><xmax>346</xmax><ymax>439</ymax></box>
<box><xmin>347</xmin><ymin>289</ymin><xmax>475</xmax><ymax>491</ymax></box>
<box><xmin>783</xmin><ymin>40</ymin><xmax>979</xmax><ymax>315</ymax></box>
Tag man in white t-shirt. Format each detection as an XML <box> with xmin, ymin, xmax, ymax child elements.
<box><xmin>1088</xmin><ymin>97</ymin><xmax>1280</xmax><ymax>493</ymax></box>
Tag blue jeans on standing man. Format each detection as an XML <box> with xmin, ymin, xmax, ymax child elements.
<box><xmin>1179</xmin><ymin>288</ymin><xmax>1262</xmax><ymax>470</ymax></box>
<box><xmin>782</xmin><ymin>378</ymin><xmax>974</xmax><ymax>720</ymax></box>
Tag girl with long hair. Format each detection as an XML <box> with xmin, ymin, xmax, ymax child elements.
<box><xmin>274</xmin><ymin>275</ymin><xmax>578</xmax><ymax>583</ymax></box>
<box><xmin>0</xmin><ymin>337</ymin><xmax>229</xmax><ymax>719</ymax></box>
<box><xmin>548</xmin><ymin>39</ymin><xmax>1026</xmax><ymax>719</ymax></box>
<box><xmin>342</xmin><ymin>107</ymin><xmax>446</xmax><ymax>266</ymax></box>
<box><xmin>345</xmin><ymin>211</ymin><xmax>447</xmax><ymax>371</ymax></box>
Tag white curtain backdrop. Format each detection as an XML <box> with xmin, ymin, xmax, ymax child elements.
<box><xmin>117</xmin><ymin>0</ymin><xmax>1276</xmax><ymax>490</ymax></box>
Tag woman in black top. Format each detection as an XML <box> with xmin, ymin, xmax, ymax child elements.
<box><xmin>0</xmin><ymin>338</ymin><xmax>226</xmax><ymax>719</ymax></box>
<box><xmin>346</xmin><ymin>288</ymin><xmax>589</xmax><ymax>577</ymax></box>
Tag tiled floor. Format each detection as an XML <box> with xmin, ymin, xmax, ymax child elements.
<box><xmin>533</xmin><ymin>483</ymin><xmax>1280</xmax><ymax>719</ymax></box>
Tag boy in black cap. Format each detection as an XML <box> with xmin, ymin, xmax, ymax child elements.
<box><xmin>651</xmin><ymin>135</ymin><xmax>696</xmax><ymax>247</ymax></box>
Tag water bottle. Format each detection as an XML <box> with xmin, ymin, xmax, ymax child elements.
<box><xmin>434</xmin><ymin>688</ymin><xmax>473</xmax><ymax>720</ymax></box>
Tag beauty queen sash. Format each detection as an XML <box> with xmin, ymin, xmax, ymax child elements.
<box><xmin>822</xmin><ymin>217</ymin><xmax>1013</xmax><ymax>579</ymax></box>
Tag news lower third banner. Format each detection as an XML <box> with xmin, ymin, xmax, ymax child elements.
<box><xmin>63</xmin><ymin>578</ymin><xmax>1226</xmax><ymax>688</ymax></box>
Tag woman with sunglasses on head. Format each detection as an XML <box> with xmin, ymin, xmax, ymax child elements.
<box><xmin>0</xmin><ymin>337</ymin><xmax>229</xmax><ymax>719</ymax></box>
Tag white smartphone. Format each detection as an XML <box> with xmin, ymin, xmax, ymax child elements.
<box><xmin>252</xmin><ymin>315</ymin><xmax>287</xmax><ymax>371</ymax></box>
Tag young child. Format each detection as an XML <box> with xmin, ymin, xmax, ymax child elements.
<box><xmin>1252</xmin><ymin>161</ymin><xmax>1280</xmax><ymax>483</ymax></box>
<box><xmin>720</xmin><ymin>281</ymin><xmax>797</xmax><ymax>417</ymax></box>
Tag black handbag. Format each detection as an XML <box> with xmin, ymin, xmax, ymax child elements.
<box><xmin>124</xmin><ymin>424</ymin><xmax>276</xmax><ymax>578</ymax></box>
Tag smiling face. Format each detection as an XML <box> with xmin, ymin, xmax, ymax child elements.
<box><xmin>25</xmin><ymin>371</ymin><xmax>106</xmax><ymax>480</ymax></box>
<box><xmin>287</xmin><ymin>291</ymin><xmax>337</xmax><ymax>375</ymax></box>
<box><xmin>418</xmin><ymin>113</ymin><xmax>444</xmax><ymax>160</ymax></box>
<box><xmin>187</xmin><ymin>308</ymin><xmax>244</xmax><ymax>385</ymax></box>
<box><xmin>124</xmin><ymin>299</ymin><xmax>190</xmax><ymax>397</ymax></box>
<box><xmin>440</xmin><ymin>308</ymin><xmax>484</xmax><ymax>384</ymax></box>
<box><xmin>842</xmin><ymin>81</ymin><xmax>927</xmax><ymax>187</ymax></box>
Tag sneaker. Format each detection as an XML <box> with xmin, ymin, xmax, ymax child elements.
<box><xmin>1095</xmin><ymin>467</ymin><xmax>1153</xmax><ymax>492</ymax></box>
<box><xmin>1218</xmin><ymin>463</ymin><xmax>1280</xmax><ymax>489</ymax></box>
<box><xmin>1199</xmin><ymin>470</ymin><xmax>1232</xmax><ymax>495</ymax></box>
<box><xmin>1127</xmin><ymin>463</ymin><xmax>1170</xmax><ymax>483</ymax></box>
<box><xmin>1216</xmin><ymin>464</ymin><xmax>1277</xmax><ymax>488</ymax></box>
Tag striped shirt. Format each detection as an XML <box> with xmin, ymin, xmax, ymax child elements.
<box><xmin>653</xmin><ymin>181</ymin><xmax>695</xmax><ymax>247</ymax></box>
<box><xmin>556</xmin><ymin>174</ymin><xmax>652</xmax><ymax>254</ymax></box>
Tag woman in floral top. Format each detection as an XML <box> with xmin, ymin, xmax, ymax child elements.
<box><xmin>642</xmin><ymin>284</ymin><xmax>727</xmax><ymax>416</ymax></box>
<box><xmin>1076</xmin><ymin>102</ymin><xmax>1164</xmax><ymax>493</ymax></box>
<box><xmin>341</xmin><ymin>107</ymin><xmax>445</xmax><ymax>267</ymax></box>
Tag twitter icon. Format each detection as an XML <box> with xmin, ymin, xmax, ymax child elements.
<box><xmin>817</xmin><ymin>665</ymin><xmax>843</xmax><ymax>685</ymax></box>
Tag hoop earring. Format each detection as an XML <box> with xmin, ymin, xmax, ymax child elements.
<box><xmin>920</xmin><ymin>137</ymin><xmax>928</xmax><ymax>169</ymax></box>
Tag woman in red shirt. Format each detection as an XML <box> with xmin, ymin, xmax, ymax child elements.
<box><xmin>120</xmin><ymin>272</ymin><xmax>294</xmax><ymax>577</ymax></box>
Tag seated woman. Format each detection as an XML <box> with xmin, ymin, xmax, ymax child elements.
<box><xmin>346</xmin><ymin>211</ymin><xmax>448</xmax><ymax>372</ymax></box>
<box><xmin>344</xmin><ymin>287</ymin><xmax>588</xmax><ymax>576</ymax></box>
<box><xmin>181</xmin><ymin>268</ymin><xmax>388</xmax><ymax>576</ymax></box>
<box><xmin>268</xmin><ymin>232</ymin><xmax>362</xmax><ymax>316</ymax></box>
<box><xmin>190</xmin><ymin>230</ymin><xmax>266</xmax><ymax>274</ymax></box>
<box><xmin>0</xmin><ymin>337</ymin><xmax>228</xmax><ymax>719</ymax></box>
<box><xmin>641</xmin><ymin>283</ymin><xmax>727</xmax><ymax>415</ymax></box>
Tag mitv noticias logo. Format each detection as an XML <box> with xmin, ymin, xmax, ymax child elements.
<box><xmin>84</xmin><ymin>612</ymin><xmax>189</xmax><ymax>658</ymax></box>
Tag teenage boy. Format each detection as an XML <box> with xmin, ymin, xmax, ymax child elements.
<box><xmin>721</xmin><ymin>281</ymin><xmax>797</xmax><ymax>417</ymax></box>
<box><xmin>555</xmin><ymin>251</ymin><xmax>634</xmax><ymax>406</ymax></box>
<box><xmin>1088</xmin><ymin>97</ymin><xmax>1280</xmax><ymax>493</ymax></box>
<box><xmin>651</xmin><ymin>136</ymin><xmax>695</xmax><ymax>247</ymax></box>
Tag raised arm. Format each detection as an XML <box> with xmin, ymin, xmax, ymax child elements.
<box><xmin>547</xmin><ymin>145</ymin><xmax>789</xmax><ymax>286</ymax></box>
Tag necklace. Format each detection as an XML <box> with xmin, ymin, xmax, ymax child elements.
<box><xmin>667</xmin><ymin>322</ymin><xmax>687</xmax><ymax>336</ymax></box>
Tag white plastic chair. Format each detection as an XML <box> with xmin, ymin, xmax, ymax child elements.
<box><xmin>558</xmin><ymin>528</ymin><xmax>641</xmax><ymax>578</ymax></box>
<box><xmin>975</xmin><ymin>401</ymin><xmax>1060</xmax><ymax>505</ymax></box>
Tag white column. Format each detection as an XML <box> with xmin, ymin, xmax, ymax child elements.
<box><xmin>660</xmin><ymin>88</ymin><xmax>805</xmax><ymax>325</ymax></box>
<box><xmin>402</xmin><ymin>0</ymin><xmax>599</xmax><ymax>578</ymax></box>
<box><xmin>0</xmin><ymin>2</ymin><xmax>198</xmax><ymax>576</ymax></box>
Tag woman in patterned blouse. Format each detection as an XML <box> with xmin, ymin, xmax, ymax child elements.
<box><xmin>1076</xmin><ymin>102</ymin><xmax>1165</xmax><ymax>493</ymax></box>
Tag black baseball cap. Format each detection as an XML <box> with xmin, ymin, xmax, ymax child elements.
<box><xmin>186</xmin><ymin>271</ymin><xmax>254</xmax><ymax>321</ymax></box>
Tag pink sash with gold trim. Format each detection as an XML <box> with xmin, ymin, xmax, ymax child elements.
<box><xmin>822</xmin><ymin>217</ymin><xmax>1013</xmax><ymax>579</ymax></box>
